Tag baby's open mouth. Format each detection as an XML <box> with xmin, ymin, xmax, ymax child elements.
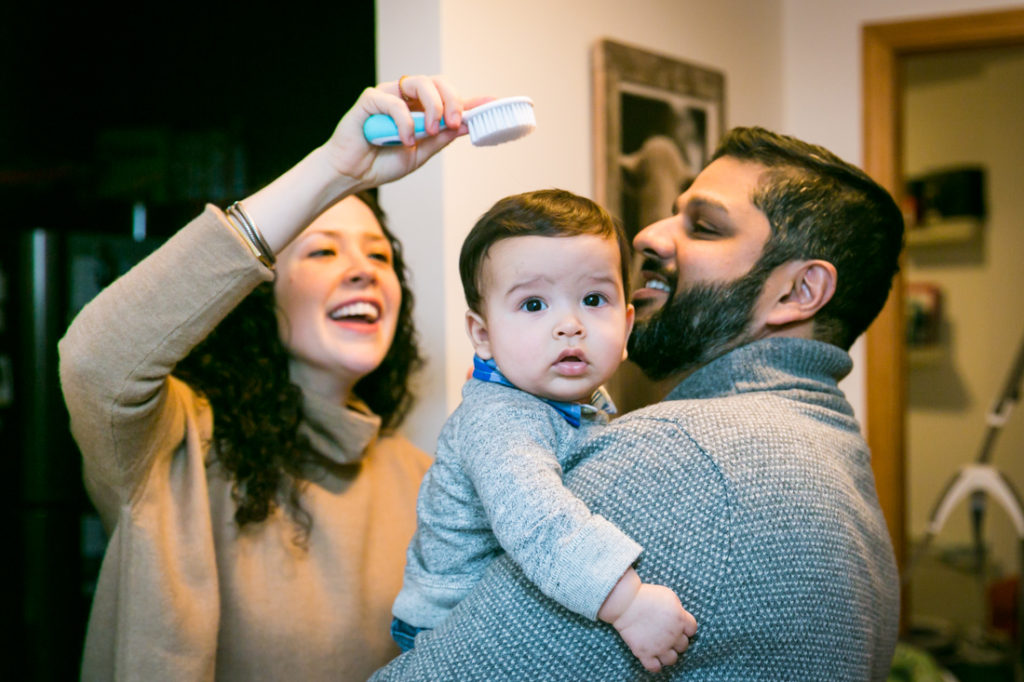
<box><xmin>556</xmin><ymin>349</ymin><xmax>586</xmax><ymax>365</ymax></box>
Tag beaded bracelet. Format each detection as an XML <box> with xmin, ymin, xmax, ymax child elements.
<box><xmin>225</xmin><ymin>201</ymin><xmax>276</xmax><ymax>268</ymax></box>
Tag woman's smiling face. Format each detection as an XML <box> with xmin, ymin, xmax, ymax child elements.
<box><xmin>273</xmin><ymin>196</ymin><xmax>401</xmax><ymax>403</ymax></box>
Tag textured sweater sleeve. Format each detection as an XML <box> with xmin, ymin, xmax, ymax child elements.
<box><xmin>453</xmin><ymin>383</ymin><xmax>641</xmax><ymax>620</ymax></box>
<box><xmin>58</xmin><ymin>206</ymin><xmax>272</xmax><ymax>527</ymax></box>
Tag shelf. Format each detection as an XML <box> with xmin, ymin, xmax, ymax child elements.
<box><xmin>906</xmin><ymin>216</ymin><xmax>982</xmax><ymax>246</ymax></box>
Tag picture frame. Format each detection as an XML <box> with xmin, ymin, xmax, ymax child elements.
<box><xmin>593</xmin><ymin>39</ymin><xmax>726</xmax><ymax>241</ymax></box>
<box><xmin>592</xmin><ymin>39</ymin><xmax>726</xmax><ymax>412</ymax></box>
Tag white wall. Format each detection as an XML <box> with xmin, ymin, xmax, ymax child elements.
<box><xmin>378</xmin><ymin>0</ymin><xmax>785</xmax><ymax>451</ymax></box>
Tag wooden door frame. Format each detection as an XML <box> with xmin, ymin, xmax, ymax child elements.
<box><xmin>862</xmin><ymin>7</ymin><xmax>1024</xmax><ymax>572</ymax></box>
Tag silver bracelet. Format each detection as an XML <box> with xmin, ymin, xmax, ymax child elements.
<box><xmin>225</xmin><ymin>201</ymin><xmax>276</xmax><ymax>268</ymax></box>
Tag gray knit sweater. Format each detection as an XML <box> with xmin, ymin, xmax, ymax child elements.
<box><xmin>373</xmin><ymin>338</ymin><xmax>900</xmax><ymax>681</ymax></box>
<box><xmin>392</xmin><ymin>379</ymin><xmax>642</xmax><ymax>628</ymax></box>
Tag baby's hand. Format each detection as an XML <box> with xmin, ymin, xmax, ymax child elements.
<box><xmin>598</xmin><ymin>569</ymin><xmax>697</xmax><ymax>673</ymax></box>
<box><xmin>614</xmin><ymin>582</ymin><xmax>696</xmax><ymax>672</ymax></box>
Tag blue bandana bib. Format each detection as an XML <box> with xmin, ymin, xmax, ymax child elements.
<box><xmin>471</xmin><ymin>355</ymin><xmax>616</xmax><ymax>427</ymax></box>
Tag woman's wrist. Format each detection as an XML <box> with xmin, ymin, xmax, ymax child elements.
<box><xmin>241</xmin><ymin>145</ymin><xmax>365</xmax><ymax>254</ymax></box>
<box><xmin>307</xmin><ymin>142</ymin><xmax>374</xmax><ymax>200</ymax></box>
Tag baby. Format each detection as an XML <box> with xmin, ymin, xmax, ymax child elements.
<box><xmin>391</xmin><ymin>189</ymin><xmax>696</xmax><ymax>673</ymax></box>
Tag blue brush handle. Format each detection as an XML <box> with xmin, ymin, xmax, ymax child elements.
<box><xmin>363</xmin><ymin>112</ymin><xmax>449</xmax><ymax>146</ymax></box>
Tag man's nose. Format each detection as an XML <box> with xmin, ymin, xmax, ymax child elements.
<box><xmin>633</xmin><ymin>216</ymin><xmax>677</xmax><ymax>262</ymax></box>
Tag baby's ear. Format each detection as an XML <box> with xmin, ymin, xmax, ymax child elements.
<box><xmin>622</xmin><ymin>303</ymin><xmax>636</xmax><ymax>361</ymax></box>
<box><xmin>465</xmin><ymin>310</ymin><xmax>493</xmax><ymax>359</ymax></box>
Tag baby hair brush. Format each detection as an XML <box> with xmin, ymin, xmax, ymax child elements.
<box><xmin>363</xmin><ymin>96</ymin><xmax>536</xmax><ymax>147</ymax></box>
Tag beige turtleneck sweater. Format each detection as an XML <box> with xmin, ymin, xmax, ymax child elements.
<box><xmin>59</xmin><ymin>207</ymin><xmax>430</xmax><ymax>681</ymax></box>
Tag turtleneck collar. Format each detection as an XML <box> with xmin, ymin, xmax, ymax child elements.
<box><xmin>665</xmin><ymin>338</ymin><xmax>853</xmax><ymax>403</ymax></box>
<box><xmin>297</xmin><ymin>387</ymin><xmax>381</xmax><ymax>466</ymax></box>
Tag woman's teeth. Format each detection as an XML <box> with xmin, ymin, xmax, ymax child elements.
<box><xmin>330</xmin><ymin>301</ymin><xmax>379</xmax><ymax>322</ymax></box>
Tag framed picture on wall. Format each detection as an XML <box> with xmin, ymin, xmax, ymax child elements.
<box><xmin>592</xmin><ymin>39</ymin><xmax>726</xmax><ymax>413</ymax></box>
<box><xmin>593</xmin><ymin>39</ymin><xmax>726</xmax><ymax>241</ymax></box>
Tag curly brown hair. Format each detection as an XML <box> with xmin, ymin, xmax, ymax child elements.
<box><xmin>174</xmin><ymin>191</ymin><xmax>422</xmax><ymax>543</ymax></box>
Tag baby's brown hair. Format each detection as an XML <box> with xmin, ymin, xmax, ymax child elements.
<box><xmin>459</xmin><ymin>189</ymin><xmax>630</xmax><ymax>313</ymax></box>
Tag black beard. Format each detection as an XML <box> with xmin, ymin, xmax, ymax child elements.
<box><xmin>628</xmin><ymin>263</ymin><xmax>771</xmax><ymax>381</ymax></box>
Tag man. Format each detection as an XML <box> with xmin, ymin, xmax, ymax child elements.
<box><xmin>373</xmin><ymin>127</ymin><xmax>903</xmax><ymax>680</ymax></box>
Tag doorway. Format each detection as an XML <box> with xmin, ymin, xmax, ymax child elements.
<box><xmin>862</xmin><ymin>4</ymin><xmax>1024</xmax><ymax>660</ymax></box>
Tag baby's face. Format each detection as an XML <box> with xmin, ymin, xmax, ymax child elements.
<box><xmin>467</xmin><ymin>234</ymin><xmax>634</xmax><ymax>403</ymax></box>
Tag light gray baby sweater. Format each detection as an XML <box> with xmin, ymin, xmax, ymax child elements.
<box><xmin>392</xmin><ymin>378</ymin><xmax>642</xmax><ymax>628</ymax></box>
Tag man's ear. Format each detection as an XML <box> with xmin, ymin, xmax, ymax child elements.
<box><xmin>764</xmin><ymin>259</ymin><xmax>837</xmax><ymax>327</ymax></box>
<box><xmin>465</xmin><ymin>310</ymin><xmax>493</xmax><ymax>359</ymax></box>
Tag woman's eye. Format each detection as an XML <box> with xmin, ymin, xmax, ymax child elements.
<box><xmin>583</xmin><ymin>293</ymin><xmax>608</xmax><ymax>307</ymax></box>
<box><xmin>308</xmin><ymin>248</ymin><xmax>336</xmax><ymax>258</ymax></box>
<box><xmin>369</xmin><ymin>252</ymin><xmax>391</xmax><ymax>263</ymax></box>
<box><xmin>521</xmin><ymin>298</ymin><xmax>547</xmax><ymax>312</ymax></box>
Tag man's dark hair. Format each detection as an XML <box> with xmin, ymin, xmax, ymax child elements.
<box><xmin>174</xmin><ymin>190</ymin><xmax>422</xmax><ymax>543</ymax></box>
<box><xmin>711</xmin><ymin>126</ymin><xmax>905</xmax><ymax>349</ymax></box>
<box><xmin>459</xmin><ymin>189</ymin><xmax>631</xmax><ymax>313</ymax></box>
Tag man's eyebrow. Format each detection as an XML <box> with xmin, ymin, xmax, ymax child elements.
<box><xmin>672</xmin><ymin>194</ymin><xmax>731</xmax><ymax>217</ymax></box>
<box><xmin>685</xmin><ymin>196</ymin><xmax>730</xmax><ymax>216</ymax></box>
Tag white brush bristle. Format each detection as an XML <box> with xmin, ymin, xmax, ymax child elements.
<box><xmin>464</xmin><ymin>96</ymin><xmax>536</xmax><ymax>147</ymax></box>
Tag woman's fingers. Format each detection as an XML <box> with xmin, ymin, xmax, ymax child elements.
<box><xmin>381</xmin><ymin>74</ymin><xmax>461</xmax><ymax>138</ymax></box>
<box><xmin>320</xmin><ymin>74</ymin><xmax>479</xmax><ymax>189</ymax></box>
<box><xmin>431</xmin><ymin>75</ymin><xmax>464</xmax><ymax>129</ymax></box>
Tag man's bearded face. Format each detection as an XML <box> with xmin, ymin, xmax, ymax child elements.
<box><xmin>627</xmin><ymin>258</ymin><xmax>771</xmax><ymax>380</ymax></box>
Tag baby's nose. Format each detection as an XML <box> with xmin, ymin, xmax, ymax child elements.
<box><xmin>555</xmin><ymin>316</ymin><xmax>585</xmax><ymax>337</ymax></box>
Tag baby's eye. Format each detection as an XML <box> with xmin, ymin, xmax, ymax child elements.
<box><xmin>583</xmin><ymin>293</ymin><xmax>608</xmax><ymax>307</ymax></box>
<box><xmin>520</xmin><ymin>298</ymin><xmax>547</xmax><ymax>312</ymax></box>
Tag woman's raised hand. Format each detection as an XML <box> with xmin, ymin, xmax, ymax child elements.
<box><xmin>239</xmin><ymin>75</ymin><xmax>486</xmax><ymax>254</ymax></box>
<box><xmin>322</xmin><ymin>74</ymin><xmax>470</xmax><ymax>190</ymax></box>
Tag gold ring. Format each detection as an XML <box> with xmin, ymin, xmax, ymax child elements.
<box><xmin>397</xmin><ymin>75</ymin><xmax>413</xmax><ymax>101</ymax></box>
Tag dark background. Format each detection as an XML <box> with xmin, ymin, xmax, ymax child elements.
<box><xmin>0</xmin><ymin>3</ymin><xmax>375</xmax><ymax>678</ymax></box>
<box><xmin>0</xmin><ymin>3</ymin><xmax>376</xmax><ymax>237</ymax></box>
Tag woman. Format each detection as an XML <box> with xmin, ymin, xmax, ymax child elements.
<box><xmin>59</xmin><ymin>75</ymin><xmax>469</xmax><ymax>681</ymax></box>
